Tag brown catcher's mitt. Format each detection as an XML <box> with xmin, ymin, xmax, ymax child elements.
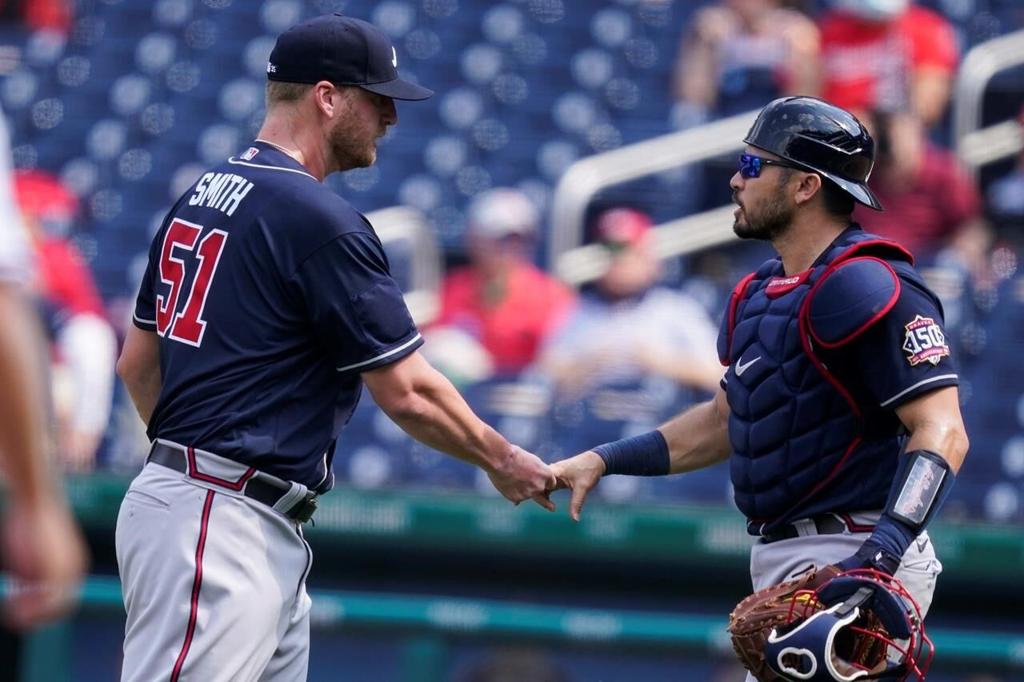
<box><xmin>727</xmin><ymin>564</ymin><xmax>843</xmax><ymax>681</ymax></box>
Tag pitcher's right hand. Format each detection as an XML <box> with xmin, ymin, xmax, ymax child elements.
<box><xmin>487</xmin><ymin>446</ymin><xmax>557</xmax><ymax>511</ymax></box>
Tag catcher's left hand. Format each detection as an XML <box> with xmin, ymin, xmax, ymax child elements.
<box><xmin>727</xmin><ymin>564</ymin><xmax>843</xmax><ymax>681</ymax></box>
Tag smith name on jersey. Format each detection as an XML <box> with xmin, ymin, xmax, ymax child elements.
<box><xmin>187</xmin><ymin>172</ymin><xmax>255</xmax><ymax>217</ymax></box>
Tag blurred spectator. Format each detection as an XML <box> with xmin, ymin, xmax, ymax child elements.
<box><xmin>819</xmin><ymin>0</ymin><xmax>958</xmax><ymax>129</ymax></box>
<box><xmin>671</xmin><ymin>0</ymin><xmax>820</xmax><ymax>213</ymax></box>
<box><xmin>853</xmin><ymin>110</ymin><xmax>982</xmax><ymax>260</ymax></box>
<box><xmin>426</xmin><ymin>188</ymin><xmax>575</xmax><ymax>381</ymax></box>
<box><xmin>14</xmin><ymin>169</ymin><xmax>116</xmax><ymax>472</ymax></box>
<box><xmin>671</xmin><ymin>0</ymin><xmax>820</xmax><ymax>123</ymax></box>
<box><xmin>539</xmin><ymin>208</ymin><xmax>722</xmax><ymax>398</ymax></box>
<box><xmin>0</xmin><ymin>0</ymin><xmax>72</xmax><ymax>34</ymax></box>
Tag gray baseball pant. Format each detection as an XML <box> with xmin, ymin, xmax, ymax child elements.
<box><xmin>116</xmin><ymin>450</ymin><xmax>313</xmax><ymax>681</ymax></box>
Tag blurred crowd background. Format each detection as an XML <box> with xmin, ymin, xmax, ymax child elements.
<box><xmin>5</xmin><ymin>0</ymin><xmax>1023</xmax><ymax>521</ymax></box>
<box><xmin>2</xmin><ymin>0</ymin><xmax>1024</xmax><ymax>680</ymax></box>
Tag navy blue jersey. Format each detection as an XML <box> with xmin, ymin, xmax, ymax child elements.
<box><xmin>716</xmin><ymin>227</ymin><xmax>959</xmax><ymax>528</ymax></box>
<box><xmin>132</xmin><ymin>141</ymin><xmax>422</xmax><ymax>491</ymax></box>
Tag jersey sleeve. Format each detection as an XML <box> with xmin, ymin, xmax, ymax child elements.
<box><xmin>844</xmin><ymin>274</ymin><xmax>958</xmax><ymax>410</ymax></box>
<box><xmin>43</xmin><ymin>240</ymin><xmax>105</xmax><ymax>316</ymax></box>
<box><xmin>292</xmin><ymin>231</ymin><xmax>422</xmax><ymax>374</ymax></box>
<box><xmin>132</xmin><ymin>227</ymin><xmax>161</xmax><ymax>331</ymax></box>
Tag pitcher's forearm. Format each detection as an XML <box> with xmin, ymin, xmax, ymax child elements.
<box><xmin>375</xmin><ymin>370</ymin><xmax>511</xmax><ymax>471</ymax></box>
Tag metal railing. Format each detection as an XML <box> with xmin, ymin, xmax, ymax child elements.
<box><xmin>953</xmin><ymin>28</ymin><xmax>1024</xmax><ymax>173</ymax></box>
<box><xmin>548</xmin><ymin>110</ymin><xmax>757</xmax><ymax>285</ymax></box>
<box><xmin>366</xmin><ymin>206</ymin><xmax>441</xmax><ymax>325</ymax></box>
<box><xmin>549</xmin><ymin>30</ymin><xmax>1024</xmax><ymax>288</ymax></box>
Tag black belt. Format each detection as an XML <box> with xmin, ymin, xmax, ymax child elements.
<box><xmin>759</xmin><ymin>514</ymin><xmax>850</xmax><ymax>544</ymax></box>
<box><xmin>148</xmin><ymin>442</ymin><xmax>318</xmax><ymax>523</ymax></box>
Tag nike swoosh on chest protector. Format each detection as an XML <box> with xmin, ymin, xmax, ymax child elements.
<box><xmin>735</xmin><ymin>355</ymin><xmax>761</xmax><ymax>376</ymax></box>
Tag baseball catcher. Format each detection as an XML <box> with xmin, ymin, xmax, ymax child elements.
<box><xmin>729</xmin><ymin>567</ymin><xmax>933</xmax><ymax>681</ymax></box>
<box><xmin>549</xmin><ymin>95</ymin><xmax>968</xmax><ymax>682</ymax></box>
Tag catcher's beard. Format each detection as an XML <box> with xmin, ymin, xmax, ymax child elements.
<box><xmin>733</xmin><ymin>182</ymin><xmax>795</xmax><ymax>242</ymax></box>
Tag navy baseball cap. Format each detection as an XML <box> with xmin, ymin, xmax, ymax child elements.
<box><xmin>267</xmin><ymin>14</ymin><xmax>433</xmax><ymax>101</ymax></box>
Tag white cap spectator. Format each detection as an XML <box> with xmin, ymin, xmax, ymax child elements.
<box><xmin>465</xmin><ymin>188</ymin><xmax>539</xmax><ymax>240</ymax></box>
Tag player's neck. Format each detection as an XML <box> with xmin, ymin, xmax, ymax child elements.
<box><xmin>773</xmin><ymin>212</ymin><xmax>849</xmax><ymax>275</ymax></box>
<box><xmin>255</xmin><ymin>137</ymin><xmax>301</xmax><ymax>159</ymax></box>
<box><xmin>256</xmin><ymin>114</ymin><xmax>328</xmax><ymax>181</ymax></box>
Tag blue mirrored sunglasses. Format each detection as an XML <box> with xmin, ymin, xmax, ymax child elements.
<box><xmin>738</xmin><ymin>153</ymin><xmax>803</xmax><ymax>179</ymax></box>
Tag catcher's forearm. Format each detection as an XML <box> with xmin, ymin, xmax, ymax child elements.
<box><xmin>587</xmin><ymin>388</ymin><xmax>731</xmax><ymax>477</ymax></box>
<box><xmin>662</xmin><ymin>389</ymin><xmax>731</xmax><ymax>474</ymax></box>
<box><xmin>897</xmin><ymin>387</ymin><xmax>969</xmax><ymax>473</ymax></box>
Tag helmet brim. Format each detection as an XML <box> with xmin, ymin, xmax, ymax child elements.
<box><xmin>822</xmin><ymin>172</ymin><xmax>883</xmax><ymax>211</ymax></box>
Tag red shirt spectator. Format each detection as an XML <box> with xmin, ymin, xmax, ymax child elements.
<box><xmin>13</xmin><ymin>169</ymin><xmax>103</xmax><ymax>316</ymax></box>
<box><xmin>820</xmin><ymin>2</ymin><xmax>958</xmax><ymax>127</ymax></box>
<box><xmin>432</xmin><ymin>188</ymin><xmax>575</xmax><ymax>376</ymax></box>
<box><xmin>437</xmin><ymin>263</ymin><xmax>574</xmax><ymax>375</ymax></box>
<box><xmin>854</xmin><ymin>114</ymin><xmax>980</xmax><ymax>259</ymax></box>
<box><xmin>34</xmin><ymin>238</ymin><xmax>105</xmax><ymax>316</ymax></box>
<box><xmin>0</xmin><ymin>0</ymin><xmax>73</xmax><ymax>34</ymax></box>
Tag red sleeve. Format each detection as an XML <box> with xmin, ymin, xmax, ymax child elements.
<box><xmin>37</xmin><ymin>239</ymin><xmax>105</xmax><ymax>316</ymax></box>
<box><xmin>905</xmin><ymin>6</ymin><xmax>958</xmax><ymax>72</ymax></box>
<box><xmin>433</xmin><ymin>268</ymin><xmax>476</xmax><ymax>328</ymax></box>
<box><xmin>23</xmin><ymin>0</ymin><xmax>73</xmax><ymax>33</ymax></box>
<box><xmin>818</xmin><ymin>12</ymin><xmax>844</xmax><ymax>44</ymax></box>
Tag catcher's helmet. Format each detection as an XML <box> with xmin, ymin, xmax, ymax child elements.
<box><xmin>764</xmin><ymin>569</ymin><xmax>933</xmax><ymax>681</ymax></box>
<box><xmin>744</xmin><ymin>96</ymin><xmax>883</xmax><ymax>211</ymax></box>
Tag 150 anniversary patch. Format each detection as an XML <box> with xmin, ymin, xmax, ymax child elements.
<box><xmin>902</xmin><ymin>315</ymin><xmax>950</xmax><ymax>366</ymax></box>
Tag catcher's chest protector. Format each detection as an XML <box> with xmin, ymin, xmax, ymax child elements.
<box><xmin>718</xmin><ymin>230</ymin><xmax>912</xmax><ymax>527</ymax></box>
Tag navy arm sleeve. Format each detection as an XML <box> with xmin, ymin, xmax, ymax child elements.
<box><xmin>292</xmin><ymin>231</ymin><xmax>422</xmax><ymax>375</ymax></box>
<box><xmin>843</xmin><ymin>275</ymin><xmax>959</xmax><ymax>410</ymax></box>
